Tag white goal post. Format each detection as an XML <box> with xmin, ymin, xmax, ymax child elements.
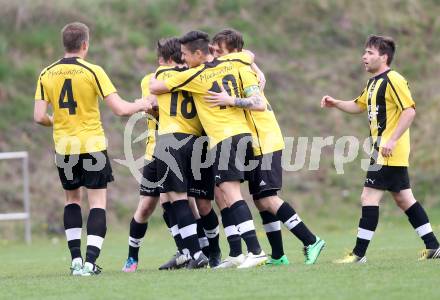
<box><xmin>0</xmin><ymin>151</ymin><xmax>31</xmax><ymax>244</ymax></box>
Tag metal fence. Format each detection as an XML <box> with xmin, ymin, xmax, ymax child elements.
<box><xmin>0</xmin><ymin>151</ymin><xmax>31</xmax><ymax>244</ymax></box>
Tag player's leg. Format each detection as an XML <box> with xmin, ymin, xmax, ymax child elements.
<box><xmin>159</xmin><ymin>195</ymin><xmax>189</xmax><ymax>270</ymax></box>
<box><xmin>215</xmin><ymin>134</ymin><xmax>265</xmax><ymax>268</ymax></box>
<box><xmin>188</xmin><ymin>197</ymin><xmax>209</xmax><ymax>257</ymax></box>
<box><xmin>63</xmin><ymin>188</ymin><xmax>83</xmax><ymax>275</ymax></box>
<box><xmin>248</xmin><ymin>150</ymin><xmax>287</xmax><ymax>265</ymax></box>
<box><xmin>253</xmin><ymin>198</ymin><xmax>286</xmax><ymax>265</ymax></box>
<box><xmin>257</xmin><ymin>193</ymin><xmax>324</xmax><ymax>265</ymax></box>
<box><xmin>196</xmin><ymin>197</ymin><xmax>221</xmax><ymax>267</ymax></box>
<box><xmin>215</xmin><ymin>186</ymin><xmax>244</xmax><ymax>268</ymax></box>
<box><xmin>81</xmin><ymin>150</ymin><xmax>114</xmax><ymax>276</ymax></box>
<box><xmin>123</xmin><ymin>159</ymin><xmax>160</xmax><ymax>272</ymax></box>
<box><xmin>393</xmin><ymin>188</ymin><xmax>440</xmax><ymax>259</ymax></box>
<box><xmin>123</xmin><ymin>195</ymin><xmax>159</xmax><ymax>272</ymax></box>
<box><xmin>56</xmin><ymin>152</ymin><xmax>84</xmax><ymax>275</ymax></box>
<box><xmin>191</xmin><ymin>161</ymin><xmax>221</xmax><ymax>267</ymax></box>
<box><xmin>335</xmin><ymin>186</ymin><xmax>384</xmax><ymax>264</ymax></box>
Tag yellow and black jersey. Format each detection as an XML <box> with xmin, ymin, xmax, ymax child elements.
<box><xmin>35</xmin><ymin>57</ymin><xmax>116</xmax><ymax>155</ymax></box>
<box><xmin>239</xmin><ymin>66</ymin><xmax>285</xmax><ymax>155</ymax></box>
<box><xmin>163</xmin><ymin>57</ymin><xmax>252</xmax><ymax>148</ymax></box>
<box><xmin>218</xmin><ymin>51</ymin><xmax>253</xmax><ymax>65</ymax></box>
<box><xmin>140</xmin><ymin>73</ymin><xmax>158</xmax><ymax>161</ymax></box>
<box><xmin>154</xmin><ymin>66</ymin><xmax>203</xmax><ymax>137</ymax></box>
<box><xmin>354</xmin><ymin>69</ymin><xmax>415</xmax><ymax>166</ymax></box>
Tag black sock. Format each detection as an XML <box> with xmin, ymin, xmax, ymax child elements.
<box><xmin>230</xmin><ymin>200</ymin><xmax>261</xmax><ymax>254</ymax></box>
<box><xmin>201</xmin><ymin>208</ymin><xmax>221</xmax><ymax>254</ymax></box>
<box><xmin>86</xmin><ymin>208</ymin><xmax>106</xmax><ymax>264</ymax></box>
<box><xmin>172</xmin><ymin>200</ymin><xmax>201</xmax><ymax>259</ymax></box>
<box><xmin>352</xmin><ymin>206</ymin><xmax>379</xmax><ymax>257</ymax></box>
<box><xmin>260</xmin><ymin>211</ymin><xmax>284</xmax><ymax>259</ymax></box>
<box><xmin>220</xmin><ymin>208</ymin><xmax>242</xmax><ymax>257</ymax></box>
<box><xmin>128</xmin><ymin>218</ymin><xmax>148</xmax><ymax>261</ymax></box>
<box><xmin>64</xmin><ymin>203</ymin><xmax>82</xmax><ymax>260</ymax></box>
<box><xmin>197</xmin><ymin>218</ymin><xmax>210</xmax><ymax>257</ymax></box>
<box><xmin>276</xmin><ymin>202</ymin><xmax>316</xmax><ymax>246</ymax></box>
<box><xmin>163</xmin><ymin>202</ymin><xmax>184</xmax><ymax>253</ymax></box>
<box><xmin>405</xmin><ymin>202</ymin><xmax>439</xmax><ymax>249</ymax></box>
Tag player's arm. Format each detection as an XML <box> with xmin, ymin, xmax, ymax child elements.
<box><xmin>381</xmin><ymin>107</ymin><xmax>416</xmax><ymax>157</ymax></box>
<box><xmin>204</xmin><ymin>84</ymin><xmax>265</xmax><ymax>111</ymax></box>
<box><xmin>381</xmin><ymin>72</ymin><xmax>417</xmax><ymax>157</ymax></box>
<box><xmin>251</xmin><ymin>63</ymin><xmax>266</xmax><ymax>91</ymax></box>
<box><xmin>149</xmin><ymin>77</ymin><xmax>170</xmax><ymax>95</ymax></box>
<box><xmin>321</xmin><ymin>95</ymin><xmax>365</xmax><ymax>114</ymax></box>
<box><xmin>34</xmin><ymin>100</ymin><xmax>53</xmax><ymax>127</ymax></box>
<box><xmin>104</xmin><ymin>93</ymin><xmax>151</xmax><ymax>116</ymax></box>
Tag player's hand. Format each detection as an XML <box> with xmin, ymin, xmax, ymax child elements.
<box><xmin>256</xmin><ymin>70</ymin><xmax>266</xmax><ymax>91</ymax></box>
<box><xmin>381</xmin><ymin>140</ymin><xmax>396</xmax><ymax>158</ymax></box>
<box><xmin>321</xmin><ymin>95</ymin><xmax>338</xmax><ymax>108</ymax></box>
<box><xmin>135</xmin><ymin>98</ymin><xmax>152</xmax><ymax>113</ymax></box>
<box><xmin>204</xmin><ymin>85</ymin><xmax>234</xmax><ymax>107</ymax></box>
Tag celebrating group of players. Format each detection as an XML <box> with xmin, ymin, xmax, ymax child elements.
<box><xmin>34</xmin><ymin>21</ymin><xmax>440</xmax><ymax>276</ymax></box>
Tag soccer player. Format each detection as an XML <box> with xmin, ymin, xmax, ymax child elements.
<box><xmin>34</xmin><ymin>22</ymin><xmax>150</xmax><ymax>276</ymax></box>
<box><xmin>150</xmin><ymin>31</ymin><xmax>267</xmax><ymax>268</ymax></box>
<box><xmin>207</xmin><ymin>29</ymin><xmax>325</xmax><ymax>267</ymax></box>
<box><xmin>321</xmin><ymin>35</ymin><xmax>440</xmax><ymax>263</ymax></box>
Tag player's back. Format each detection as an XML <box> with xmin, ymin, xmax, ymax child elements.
<box><xmin>36</xmin><ymin>57</ymin><xmax>116</xmax><ymax>154</ymax></box>
<box><xmin>155</xmin><ymin>66</ymin><xmax>203</xmax><ymax>137</ymax></box>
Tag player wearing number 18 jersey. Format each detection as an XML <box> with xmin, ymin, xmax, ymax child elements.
<box><xmin>150</xmin><ymin>31</ymin><xmax>267</xmax><ymax>268</ymax></box>
<box><xmin>34</xmin><ymin>22</ymin><xmax>150</xmax><ymax>276</ymax></box>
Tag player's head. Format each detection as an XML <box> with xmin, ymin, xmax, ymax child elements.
<box><xmin>363</xmin><ymin>35</ymin><xmax>395</xmax><ymax>73</ymax></box>
<box><xmin>211</xmin><ymin>28</ymin><xmax>244</xmax><ymax>57</ymax></box>
<box><xmin>61</xmin><ymin>22</ymin><xmax>89</xmax><ymax>56</ymax></box>
<box><xmin>156</xmin><ymin>37</ymin><xmax>184</xmax><ymax>66</ymax></box>
<box><xmin>179</xmin><ymin>30</ymin><xmax>210</xmax><ymax>68</ymax></box>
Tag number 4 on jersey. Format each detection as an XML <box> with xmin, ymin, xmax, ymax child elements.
<box><xmin>58</xmin><ymin>79</ymin><xmax>77</xmax><ymax>115</ymax></box>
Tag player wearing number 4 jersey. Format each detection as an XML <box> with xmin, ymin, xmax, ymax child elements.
<box><xmin>150</xmin><ymin>30</ymin><xmax>267</xmax><ymax>268</ymax></box>
<box><xmin>34</xmin><ymin>22</ymin><xmax>151</xmax><ymax>276</ymax></box>
<box><xmin>208</xmin><ymin>29</ymin><xmax>325</xmax><ymax>268</ymax></box>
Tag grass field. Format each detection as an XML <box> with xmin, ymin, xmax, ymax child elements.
<box><xmin>1</xmin><ymin>210</ymin><xmax>440</xmax><ymax>300</ymax></box>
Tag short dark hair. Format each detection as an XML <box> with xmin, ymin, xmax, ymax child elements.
<box><xmin>365</xmin><ymin>35</ymin><xmax>396</xmax><ymax>65</ymax></box>
<box><xmin>179</xmin><ymin>31</ymin><xmax>210</xmax><ymax>54</ymax></box>
<box><xmin>157</xmin><ymin>37</ymin><xmax>183</xmax><ymax>64</ymax></box>
<box><xmin>61</xmin><ymin>22</ymin><xmax>89</xmax><ymax>52</ymax></box>
<box><xmin>212</xmin><ymin>28</ymin><xmax>244</xmax><ymax>52</ymax></box>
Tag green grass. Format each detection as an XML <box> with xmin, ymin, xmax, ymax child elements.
<box><xmin>1</xmin><ymin>215</ymin><xmax>440</xmax><ymax>300</ymax></box>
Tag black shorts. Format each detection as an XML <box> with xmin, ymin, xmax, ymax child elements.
<box><xmin>56</xmin><ymin>150</ymin><xmax>114</xmax><ymax>190</ymax></box>
<box><xmin>364</xmin><ymin>165</ymin><xmax>410</xmax><ymax>193</ymax></box>
<box><xmin>155</xmin><ymin>133</ymin><xmax>198</xmax><ymax>194</ymax></box>
<box><xmin>188</xmin><ymin>136</ymin><xmax>215</xmax><ymax>200</ymax></box>
<box><xmin>210</xmin><ymin>133</ymin><xmax>254</xmax><ymax>185</ymax></box>
<box><xmin>248</xmin><ymin>150</ymin><xmax>283</xmax><ymax>200</ymax></box>
<box><xmin>139</xmin><ymin>159</ymin><xmax>160</xmax><ymax>197</ymax></box>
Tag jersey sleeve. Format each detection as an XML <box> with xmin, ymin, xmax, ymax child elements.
<box><xmin>220</xmin><ymin>51</ymin><xmax>253</xmax><ymax>65</ymax></box>
<box><xmin>93</xmin><ymin>66</ymin><xmax>117</xmax><ymax>99</ymax></box>
<box><xmin>164</xmin><ymin>68</ymin><xmax>203</xmax><ymax>94</ymax></box>
<box><xmin>34</xmin><ymin>70</ymin><xmax>48</xmax><ymax>101</ymax></box>
<box><xmin>141</xmin><ymin>74</ymin><xmax>153</xmax><ymax>97</ymax></box>
<box><xmin>239</xmin><ymin>66</ymin><xmax>259</xmax><ymax>90</ymax></box>
<box><xmin>387</xmin><ymin>72</ymin><xmax>415</xmax><ymax>110</ymax></box>
<box><xmin>353</xmin><ymin>87</ymin><xmax>368</xmax><ymax>110</ymax></box>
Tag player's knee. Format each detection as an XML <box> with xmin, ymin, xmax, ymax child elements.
<box><xmin>197</xmin><ymin>199</ymin><xmax>212</xmax><ymax>216</ymax></box>
<box><xmin>138</xmin><ymin>197</ymin><xmax>157</xmax><ymax>220</ymax></box>
<box><xmin>360</xmin><ymin>194</ymin><xmax>379</xmax><ymax>206</ymax></box>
